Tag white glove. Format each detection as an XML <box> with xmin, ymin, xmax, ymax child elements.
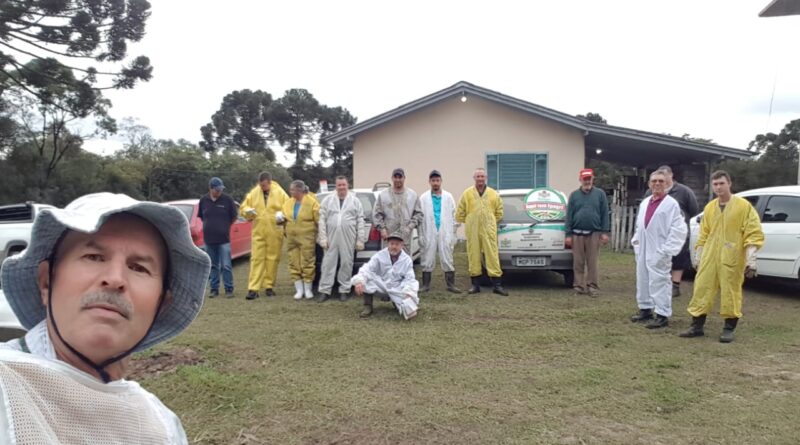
<box><xmin>694</xmin><ymin>247</ymin><xmax>703</xmax><ymax>266</ymax></box>
<box><xmin>355</xmin><ymin>241</ymin><xmax>365</xmax><ymax>251</ymax></box>
<box><xmin>319</xmin><ymin>240</ymin><xmax>328</xmax><ymax>250</ymax></box>
<box><xmin>275</xmin><ymin>211</ymin><xmax>286</xmax><ymax>223</ymax></box>
<box><xmin>744</xmin><ymin>245</ymin><xmax>758</xmax><ymax>278</ymax></box>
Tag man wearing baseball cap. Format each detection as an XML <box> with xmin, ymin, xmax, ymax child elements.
<box><xmin>565</xmin><ymin>168</ymin><xmax>610</xmax><ymax>296</ymax></box>
<box><xmin>351</xmin><ymin>232</ymin><xmax>419</xmax><ymax>320</ymax></box>
<box><xmin>372</xmin><ymin>167</ymin><xmax>423</xmax><ymax>256</ymax></box>
<box><xmin>0</xmin><ymin>192</ymin><xmax>211</xmax><ymax>443</ymax></box>
<box><xmin>199</xmin><ymin>176</ymin><xmax>238</xmax><ymax>298</ymax></box>
<box><xmin>418</xmin><ymin>170</ymin><xmax>462</xmax><ymax>293</ymax></box>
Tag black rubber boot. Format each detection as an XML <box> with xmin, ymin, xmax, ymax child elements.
<box><xmin>468</xmin><ymin>276</ymin><xmax>481</xmax><ymax>294</ymax></box>
<box><xmin>630</xmin><ymin>308</ymin><xmax>654</xmax><ymax>323</ymax></box>
<box><xmin>491</xmin><ymin>277</ymin><xmax>509</xmax><ymax>296</ymax></box>
<box><xmin>359</xmin><ymin>294</ymin><xmax>374</xmax><ymax>318</ymax></box>
<box><xmin>720</xmin><ymin>318</ymin><xmax>739</xmax><ymax>343</ymax></box>
<box><xmin>679</xmin><ymin>315</ymin><xmax>707</xmax><ymax>338</ymax></box>
<box><xmin>444</xmin><ymin>271</ymin><xmax>462</xmax><ymax>294</ymax></box>
<box><xmin>420</xmin><ymin>272</ymin><xmax>432</xmax><ymax>293</ymax></box>
<box><xmin>646</xmin><ymin>314</ymin><xmax>669</xmax><ymax>329</ymax></box>
<box><xmin>672</xmin><ymin>282</ymin><xmax>681</xmax><ymax>298</ymax></box>
<box><xmin>246</xmin><ymin>290</ymin><xmax>259</xmax><ymax>300</ymax></box>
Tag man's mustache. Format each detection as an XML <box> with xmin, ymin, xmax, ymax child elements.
<box><xmin>80</xmin><ymin>290</ymin><xmax>133</xmax><ymax>319</ymax></box>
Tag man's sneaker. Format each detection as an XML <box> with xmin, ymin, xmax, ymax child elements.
<box><xmin>225</xmin><ymin>290</ymin><xmax>235</xmax><ymax>298</ymax></box>
<box><xmin>265</xmin><ymin>289</ymin><xmax>275</xmax><ymax>297</ymax></box>
<box><xmin>209</xmin><ymin>290</ymin><xmax>219</xmax><ymax>299</ymax></box>
<box><xmin>339</xmin><ymin>290</ymin><xmax>351</xmax><ymax>302</ymax></box>
<box><xmin>317</xmin><ymin>293</ymin><xmax>331</xmax><ymax>303</ymax></box>
<box><xmin>646</xmin><ymin>315</ymin><xmax>669</xmax><ymax>329</ymax></box>
<box><xmin>246</xmin><ymin>290</ymin><xmax>259</xmax><ymax>300</ymax></box>
<box><xmin>573</xmin><ymin>286</ymin><xmax>587</xmax><ymax>296</ymax></box>
<box><xmin>587</xmin><ymin>286</ymin><xmax>600</xmax><ymax>297</ymax></box>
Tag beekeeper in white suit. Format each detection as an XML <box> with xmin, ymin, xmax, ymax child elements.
<box><xmin>352</xmin><ymin>233</ymin><xmax>419</xmax><ymax>320</ymax></box>
<box><xmin>317</xmin><ymin>176</ymin><xmax>367</xmax><ymax>302</ymax></box>
<box><xmin>0</xmin><ymin>192</ymin><xmax>211</xmax><ymax>444</ymax></box>
<box><xmin>630</xmin><ymin>171</ymin><xmax>688</xmax><ymax>329</ymax></box>
<box><xmin>418</xmin><ymin>170</ymin><xmax>461</xmax><ymax>294</ymax></box>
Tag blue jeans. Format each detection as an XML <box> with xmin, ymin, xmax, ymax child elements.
<box><xmin>206</xmin><ymin>243</ymin><xmax>234</xmax><ymax>292</ymax></box>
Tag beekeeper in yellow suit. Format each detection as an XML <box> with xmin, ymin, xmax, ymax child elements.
<box><xmin>240</xmin><ymin>171</ymin><xmax>288</xmax><ymax>300</ymax></box>
<box><xmin>280</xmin><ymin>179</ymin><xmax>320</xmax><ymax>300</ymax></box>
<box><xmin>456</xmin><ymin>167</ymin><xmax>508</xmax><ymax>296</ymax></box>
<box><xmin>680</xmin><ymin>171</ymin><xmax>763</xmax><ymax>343</ymax></box>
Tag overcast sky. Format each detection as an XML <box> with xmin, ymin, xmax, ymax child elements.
<box><xmin>85</xmin><ymin>0</ymin><xmax>800</xmax><ymax>164</ymax></box>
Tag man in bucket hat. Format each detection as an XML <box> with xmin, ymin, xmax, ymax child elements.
<box><xmin>352</xmin><ymin>232</ymin><xmax>419</xmax><ymax>320</ymax></box>
<box><xmin>0</xmin><ymin>192</ymin><xmax>211</xmax><ymax>444</ymax></box>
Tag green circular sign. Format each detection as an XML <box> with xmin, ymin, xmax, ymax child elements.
<box><xmin>524</xmin><ymin>187</ymin><xmax>567</xmax><ymax>221</ymax></box>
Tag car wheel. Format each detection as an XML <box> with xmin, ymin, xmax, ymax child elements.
<box><xmin>560</xmin><ymin>270</ymin><xmax>574</xmax><ymax>288</ymax></box>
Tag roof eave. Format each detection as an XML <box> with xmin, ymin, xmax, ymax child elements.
<box><xmin>585</xmin><ymin>122</ymin><xmax>754</xmax><ymax>159</ymax></box>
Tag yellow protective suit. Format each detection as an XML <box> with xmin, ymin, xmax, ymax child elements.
<box><xmin>456</xmin><ymin>186</ymin><xmax>504</xmax><ymax>278</ymax></box>
<box><xmin>240</xmin><ymin>181</ymin><xmax>288</xmax><ymax>291</ymax></box>
<box><xmin>282</xmin><ymin>193</ymin><xmax>320</xmax><ymax>281</ymax></box>
<box><xmin>688</xmin><ymin>195</ymin><xmax>764</xmax><ymax>319</ymax></box>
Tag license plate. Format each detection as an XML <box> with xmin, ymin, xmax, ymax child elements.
<box><xmin>514</xmin><ymin>256</ymin><xmax>547</xmax><ymax>267</ymax></box>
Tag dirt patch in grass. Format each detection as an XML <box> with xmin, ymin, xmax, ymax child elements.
<box><xmin>128</xmin><ymin>347</ymin><xmax>204</xmax><ymax>380</ymax></box>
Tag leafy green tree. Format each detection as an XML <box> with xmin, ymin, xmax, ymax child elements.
<box><xmin>577</xmin><ymin>112</ymin><xmax>607</xmax><ymax>124</ymax></box>
<box><xmin>320</xmin><ymin>105</ymin><xmax>356</xmax><ymax>178</ymax></box>
<box><xmin>272</xmin><ymin>88</ymin><xmax>324</xmax><ymax>167</ymax></box>
<box><xmin>200</xmin><ymin>89</ymin><xmax>276</xmax><ymax>159</ymax></box>
<box><xmin>718</xmin><ymin>118</ymin><xmax>799</xmax><ymax>191</ymax></box>
<box><xmin>0</xmin><ymin>0</ymin><xmax>152</xmax><ymax>119</ymax></box>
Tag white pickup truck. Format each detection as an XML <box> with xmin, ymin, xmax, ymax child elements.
<box><xmin>0</xmin><ymin>202</ymin><xmax>55</xmax><ymax>264</ymax></box>
<box><xmin>0</xmin><ymin>202</ymin><xmax>55</xmax><ymax>340</ymax></box>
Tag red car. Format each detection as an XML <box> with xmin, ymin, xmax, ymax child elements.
<box><xmin>165</xmin><ymin>199</ymin><xmax>252</xmax><ymax>259</ymax></box>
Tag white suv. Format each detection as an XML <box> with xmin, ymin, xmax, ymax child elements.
<box><xmin>689</xmin><ymin>185</ymin><xmax>800</xmax><ymax>282</ymax></box>
<box><xmin>497</xmin><ymin>188</ymin><xmax>574</xmax><ymax>287</ymax></box>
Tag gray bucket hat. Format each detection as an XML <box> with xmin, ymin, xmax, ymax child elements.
<box><xmin>0</xmin><ymin>192</ymin><xmax>211</xmax><ymax>352</ymax></box>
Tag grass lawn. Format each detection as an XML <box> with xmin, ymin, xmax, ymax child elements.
<box><xmin>135</xmin><ymin>248</ymin><xmax>800</xmax><ymax>444</ymax></box>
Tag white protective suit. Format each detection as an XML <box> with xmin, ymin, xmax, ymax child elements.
<box><xmin>0</xmin><ymin>322</ymin><xmax>187</xmax><ymax>444</ymax></box>
<box><xmin>372</xmin><ymin>188</ymin><xmax>423</xmax><ymax>255</ymax></box>
<box><xmin>419</xmin><ymin>190</ymin><xmax>458</xmax><ymax>273</ymax></box>
<box><xmin>317</xmin><ymin>192</ymin><xmax>367</xmax><ymax>294</ymax></box>
<box><xmin>631</xmin><ymin>195</ymin><xmax>687</xmax><ymax>317</ymax></box>
<box><xmin>351</xmin><ymin>249</ymin><xmax>420</xmax><ymax>320</ymax></box>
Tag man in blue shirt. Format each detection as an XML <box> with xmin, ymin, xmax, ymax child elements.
<box><xmin>198</xmin><ymin>177</ymin><xmax>238</xmax><ymax>298</ymax></box>
<box><xmin>419</xmin><ymin>170</ymin><xmax>461</xmax><ymax>293</ymax></box>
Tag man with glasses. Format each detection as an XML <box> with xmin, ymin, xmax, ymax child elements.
<box><xmin>630</xmin><ymin>171</ymin><xmax>688</xmax><ymax>328</ymax></box>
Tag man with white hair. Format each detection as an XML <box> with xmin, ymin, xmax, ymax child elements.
<box><xmin>630</xmin><ymin>171</ymin><xmax>688</xmax><ymax>328</ymax></box>
<box><xmin>0</xmin><ymin>193</ymin><xmax>211</xmax><ymax>444</ymax></box>
<box><xmin>644</xmin><ymin>165</ymin><xmax>699</xmax><ymax>297</ymax></box>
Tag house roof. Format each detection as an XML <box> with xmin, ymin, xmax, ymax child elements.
<box><xmin>759</xmin><ymin>0</ymin><xmax>800</xmax><ymax>17</ymax></box>
<box><xmin>326</xmin><ymin>81</ymin><xmax>754</xmax><ymax>161</ymax></box>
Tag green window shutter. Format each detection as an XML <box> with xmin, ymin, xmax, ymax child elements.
<box><xmin>486</xmin><ymin>154</ymin><xmax>498</xmax><ymax>190</ymax></box>
<box><xmin>498</xmin><ymin>154</ymin><xmax>534</xmax><ymax>189</ymax></box>
<box><xmin>485</xmin><ymin>152</ymin><xmax>548</xmax><ymax>190</ymax></box>
<box><xmin>535</xmin><ymin>154</ymin><xmax>548</xmax><ymax>187</ymax></box>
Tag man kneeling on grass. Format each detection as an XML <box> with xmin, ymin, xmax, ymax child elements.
<box><xmin>352</xmin><ymin>232</ymin><xmax>419</xmax><ymax>320</ymax></box>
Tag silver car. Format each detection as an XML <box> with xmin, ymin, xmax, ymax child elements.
<box><xmin>496</xmin><ymin>188</ymin><xmax>574</xmax><ymax>287</ymax></box>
